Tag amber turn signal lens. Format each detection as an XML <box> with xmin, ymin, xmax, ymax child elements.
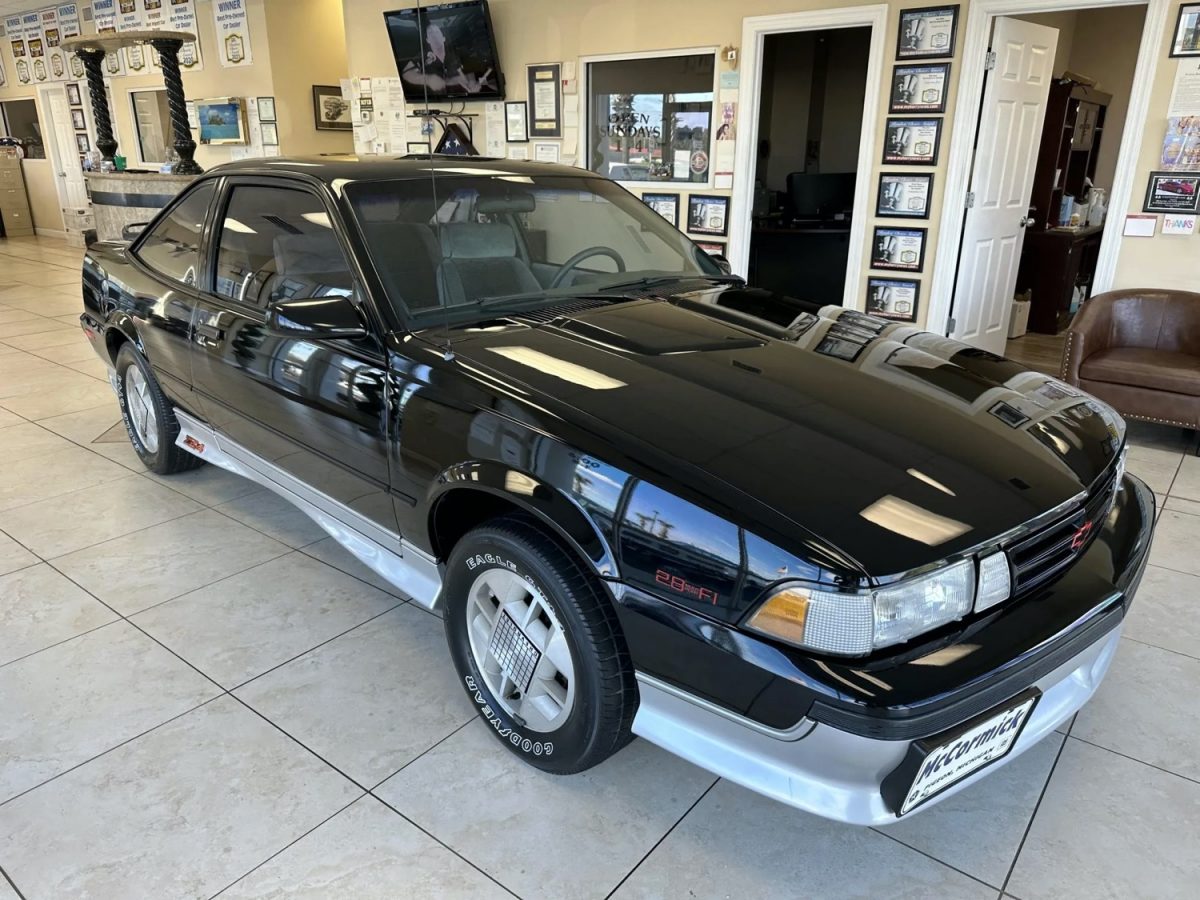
<box><xmin>746</xmin><ymin>588</ymin><xmax>810</xmax><ymax>644</ymax></box>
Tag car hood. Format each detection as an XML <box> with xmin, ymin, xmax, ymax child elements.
<box><xmin>446</xmin><ymin>287</ymin><xmax>1122</xmax><ymax>578</ymax></box>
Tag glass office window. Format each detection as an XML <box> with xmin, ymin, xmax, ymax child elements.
<box><xmin>586</xmin><ymin>53</ymin><xmax>714</xmax><ymax>184</ymax></box>
<box><xmin>0</xmin><ymin>100</ymin><xmax>46</xmax><ymax>159</ymax></box>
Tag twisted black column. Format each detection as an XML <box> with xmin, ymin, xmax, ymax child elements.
<box><xmin>78</xmin><ymin>48</ymin><xmax>118</xmax><ymax>162</ymax></box>
<box><xmin>151</xmin><ymin>38</ymin><xmax>202</xmax><ymax>175</ymax></box>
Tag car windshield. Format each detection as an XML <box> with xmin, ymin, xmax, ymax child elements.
<box><xmin>344</xmin><ymin>172</ymin><xmax>726</xmax><ymax>324</ymax></box>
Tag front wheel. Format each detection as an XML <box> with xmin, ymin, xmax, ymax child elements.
<box><xmin>443</xmin><ymin>515</ymin><xmax>637</xmax><ymax>774</ymax></box>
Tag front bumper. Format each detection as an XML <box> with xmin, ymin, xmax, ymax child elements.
<box><xmin>628</xmin><ymin>474</ymin><xmax>1154</xmax><ymax>824</ymax></box>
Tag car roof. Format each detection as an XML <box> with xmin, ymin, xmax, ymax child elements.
<box><xmin>203</xmin><ymin>154</ymin><xmax>598</xmax><ymax>184</ymax></box>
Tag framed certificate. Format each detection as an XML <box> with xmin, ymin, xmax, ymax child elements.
<box><xmin>897</xmin><ymin>6</ymin><xmax>960</xmax><ymax>60</ymax></box>
<box><xmin>505</xmin><ymin>101</ymin><xmax>529</xmax><ymax>142</ymax></box>
<box><xmin>687</xmin><ymin>194</ymin><xmax>729</xmax><ymax>236</ymax></box>
<box><xmin>883</xmin><ymin>117</ymin><xmax>942</xmax><ymax>165</ymax></box>
<box><xmin>527</xmin><ymin>63</ymin><xmax>562</xmax><ymax>137</ymax></box>
<box><xmin>890</xmin><ymin>63</ymin><xmax>950</xmax><ymax>113</ymax></box>
<box><xmin>1169</xmin><ymin>4</ymin><xmax>1200</xmax><ymax>56</ymax></box>
<box><xmin>256</xmin><ymin>96</ymin><xmax>276</xmax><ymax>122</ymax></box>
<box><xmin>70</xmin><ymin>108</ymin><xmax>86</xmax><ymax>131</ymax></box>
<box><xmin>877</xmin><ymin>173</ymin><xmax>934</xmax><ymax>218</ymax></box>
<box><xmin>866</xmin><ymin>277</ymin><xmax>920</xmax><ymax>322</ymax></box>
<box><xmin>66</xmin><ymin>82</ymin><xmax>82</xmax><ymax>106</ymax></box>
<box><xmin>642</xmin><ymin>192</ymin><xmax>680</xmax><ymax>227</ymax></box>
<box><xmin>871</xmin><ymin>227</ymin><xmax>927</xmax><ymax>272</ymax></box>
<box><xmin>260</xmin><ymin>122</ymin><xmax>279</xmax><ymax>146</ymax></box>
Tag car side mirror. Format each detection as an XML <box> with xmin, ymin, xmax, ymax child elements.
<box><xmin>712</xmin><ymin>254</ymin><xmax>733</xmax><ymax>275</ymax></box>
<box><xmin>267</xmin><ymin>295</ymin><xmax>368</xmax><ymax>339</ymax></box>
<box><xmin>121</xmin><ymin>222</ymin><xmax>148</xmax><ymax>241</ymax></box>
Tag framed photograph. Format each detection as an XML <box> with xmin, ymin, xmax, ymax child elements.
<box><xmin>642</xmin><ymin>192</ymin><xmax>680</xmax><ymax>227</ymax></box>
<box><xmin>407</xmin><ymin>141</ymin><xmax>431</xmax><ymax>154</ymax></box>
<box><xmin>70</xmin><ymin>108</ymin><xmax>86</xmax><ymax>131</ymax></box>
<box><xmin>196</xmin><ymin>97</ymin><xmax>247</xmax><ymax>145</ymax></box>
<box><xmin>256</xmin><ymin>96</ymin><xmax>276</xmax><ymax>122</ymax></box>
<box><xmin>871</xmin><ymin>226</ymin><xmax>928</xmax><ymax>271</ymax></box>
<box><xmin>877</xmin><ymin>173</ymin><xmax>934</xmax><ymax>218</ymax></box>
<box><xmin>75</xmin><ymin>132</ymin><xmax>89</xmax><ymax>153</ymax></box>
<box><xmin>505</xmin><ymin>101</ymin><xmax>529</xmax><ymax>143</ymax></box>
<box><xmin>66</xmin><ymin>82</ymin><xmax>82</xmax><ymax>106</ymax></box>
<box><xmin>890</xmin><ymin>63</ymin><xmax>950</xmax><ymax>113</ymax></box>
<box><xmin>527</xmin><ymin>63</ymin><xmax>562</xmax><ymax>137</ymax></box>
<box><xmin>695</xmin><ymin>241</ymin><xmax>725</xmax><ymax>255</ymax></box>
<box><xmin>312</xmin><ymin>84</ymin><xmax>352</xmax><ymax>131</ymax></box>
<box><xmin>687</xmin><ymin>194</ymin><xmax>729</xmax><ymax>236</ymax></box>
<box><xmin>1143</xmin><ymin>171</ymin><xmax>1200</xmax><ymax>213</ymax></box>
<box><xmin>897</xmin><ymin>6</ymin><xmax>960</xmax><ymax>59</ymax></box>
<box><xmin>1169</xmin><ymin>3</ymin><xmax>1200</xmax><ymax>57</ymax></box>
<box><xmin>883</xmin><ymin>117</ymin><xmax>942</xmax><ymax>165</ymax></box>
<box><xmin>866</xmin><ymin>277</ymin><xmax>920</xmax><ymax>322</ymax></box>
<box><xmin>260</xmin><ymin>122</ymin><xmax>279</xmax><ymax>146</ymax></box>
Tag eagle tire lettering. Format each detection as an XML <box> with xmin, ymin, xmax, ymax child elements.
<box><xmin>465</xmin><ymin>675</ymin><xmax>553</xmax><ymax>756</ymax></box>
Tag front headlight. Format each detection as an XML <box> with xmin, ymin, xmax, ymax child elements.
<box><xmin>745</xmin><ymin>559</ymin><xmax>975</xmax><ymax>656</ymax></box>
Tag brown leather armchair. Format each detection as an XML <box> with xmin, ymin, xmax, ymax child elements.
<box><xmin>1061</xmin><ymin>289</ymin><xmax>1200</xmax><ymax>430</ymax></box>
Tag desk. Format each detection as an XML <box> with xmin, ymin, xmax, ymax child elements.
<box><xmin>749</xmin><ymin>222</ymin><xmax>851</xmax><ymax>306</ymax></box>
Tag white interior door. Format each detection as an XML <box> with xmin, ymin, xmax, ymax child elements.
<box><xmin>41</xmin><ymin>86</ymin><xmax>88</xmax><ymax>209</ymax></box>
<box><xmin>949</xmin><ymin>17</ymin><xmax>1058</xmax><ymax>354</ymax></box>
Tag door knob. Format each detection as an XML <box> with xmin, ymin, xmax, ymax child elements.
<box><xmin>1019</xmin><ymin>216</ymin><xmax>1036</xmax><ymax>228</ymax></box>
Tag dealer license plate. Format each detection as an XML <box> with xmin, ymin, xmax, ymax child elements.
<box><xmin>899</xmin><ymin>692</ymin><xmax>1039</xmax><ymax>815</ymax></box>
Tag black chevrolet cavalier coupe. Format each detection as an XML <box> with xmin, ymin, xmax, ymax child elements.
<box><xmin>79</xmin><ymin>156</ymin><xmax>1154</xmax><ymax>823</ymax></box>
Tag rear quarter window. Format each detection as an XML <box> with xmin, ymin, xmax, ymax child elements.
<box><xmin>134</xmin><ymin>182</ymin><xmax>217</xmax><ymax>285</ymax></box>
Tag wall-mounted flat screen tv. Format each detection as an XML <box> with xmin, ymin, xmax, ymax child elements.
<box><xmin>384</xmin><ymin>1</ymin><xmax>506</xmax><ymax>103</ymax></box>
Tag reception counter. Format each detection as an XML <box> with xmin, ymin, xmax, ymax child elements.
<box><xmin>86</xmin><ymin>171</ymin><xmax>196</xmax><ymax>242</ymax></box>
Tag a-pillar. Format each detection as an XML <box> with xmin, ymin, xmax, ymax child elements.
<box><xmin>150</xmin><ymin>37</ymin><xmax>202</xmax><ymax>175</ymax></box>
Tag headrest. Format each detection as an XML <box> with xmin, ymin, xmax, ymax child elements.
<box><xmin>477</xmin><ymin>191</ymin><xmax>536</xmax><ymax>214</ymax></box>
<box><xmin>355</xmin><ymin>193</ymin><xmax>402</xmax><ymax>222</ymax></box>
<box><xmin>273</xmin><ymin>231</ymin><xmax>345</xmax><ymax>275</ymax></box>
<box><xmin>439</xmin><ymin>222</ymin><xmax>518</xmax><ymax>260</ymax></box>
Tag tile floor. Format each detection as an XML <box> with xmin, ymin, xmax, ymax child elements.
<box><xmin>2</xmin><ymin>235</ymin><xmax>1200</xmax><ymax>899</ymax></box>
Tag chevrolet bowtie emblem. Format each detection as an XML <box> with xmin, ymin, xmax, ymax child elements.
<box><xmin>1070</xmin><ymin>520</ymin><xmax>1094</xmax><ymax>551</ymax></box>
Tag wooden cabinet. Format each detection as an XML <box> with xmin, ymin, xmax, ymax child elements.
<box><xmin>1017</xmin><ymin>81</ymin><xmax>1111</xmax><ymax>333</ymax></box>
<box><xmin>1028</xmin><ymin>82</ymin><xmax>1111</xmax><ymax>231</ymax></box>
<box><xmin>0</xmin><ymin>149</ymin><xmax>35</xmax><ymax>238</ymax></box>
<box><xmin>1016</xmin><ymin>226</ymin><xmax>1104</xmax><ymax>334</ymax></box>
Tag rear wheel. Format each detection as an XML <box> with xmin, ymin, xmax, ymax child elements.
<box><xmin>443</xmin><ymin>515</ymin><xmax>637</xmax><ymax>774</ymax></box>
<box><xmin>114</xmin><ymin>343</ymin><xmax>204</xmax><ymax>475</ymax></box>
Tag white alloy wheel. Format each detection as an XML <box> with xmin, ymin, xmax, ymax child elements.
<box><xmin>465</xmin><ymin>566</ymin><xmax>576</xmax><ymax>732</ymax></box>
<box><xmin>124</xmin><ymin>364</ymin><xmax>159</xmax><ymax>453</ymax></box>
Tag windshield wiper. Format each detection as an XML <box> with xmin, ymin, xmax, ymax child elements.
<box><xmin>596</xmin><ymin>273</ymin><xmax>745</xmax><ymax>294</ymax></box>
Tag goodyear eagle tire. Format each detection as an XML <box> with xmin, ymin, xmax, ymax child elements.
<box><xmin>443</xmin><ymin>514</ymin><xmax>636</xmax><ymax>774</ymax></box>
<box><xmin>114</xmin><ymin>343</ymin><xmax>204</xmax><ymax>476</ymax></box>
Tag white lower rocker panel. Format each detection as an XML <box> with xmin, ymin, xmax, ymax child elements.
<box><xmin>173</xmin><ymin>408</ymin><xmax>443</xmax><ymax>610</ymax></box>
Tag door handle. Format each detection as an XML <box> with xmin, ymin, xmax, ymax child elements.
<box><xmin>196</xmin><ymin>322</ymin><xmax>225</xmax><ymax>340</ymax></box>
<box><xmin>1019</xmin><ymin>216</ymin><xmax>1036</xmax><ymax>228</ymax></box>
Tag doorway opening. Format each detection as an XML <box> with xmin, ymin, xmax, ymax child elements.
<box><xmin>932</xmin><ymin>0</ymin><xmax>1165</xmax><ymax>363</ymax></box>
<box><xmin>746</xmin><ymin>27</ymin><xmax>871</xmax><ymax>306</ymax></box>
<box><xmin>730</xmin><ymin>6</ymin><xmax>888</xmax><ymax>308</ymax></box>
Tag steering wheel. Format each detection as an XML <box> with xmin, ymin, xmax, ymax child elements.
<box><xmin>549</xmin><ymin>246</ymin><xmax>626</xmax><ymax>289</ymax></box>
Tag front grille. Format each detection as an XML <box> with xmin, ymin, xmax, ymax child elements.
<box><xmin>1006</xmin><ymin>465</ymin><xmax>1121</xmax><ymax>597</ymax></box>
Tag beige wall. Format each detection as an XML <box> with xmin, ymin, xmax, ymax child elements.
<box><xmin>0</xmin><ymin>0</ymin><xmax>350</xmax><ymax>233</ymax></box>
<box><xmin>1018</xmin><ymin>5</ymin><xmax>1146</xmax><ymax>190</ymax></box>
<box><xmin>263</xmin><ymin>0</ymin><xmax>353</xmax><ymax>156</ymax></box>
<box><xmin>1113</xmin><ymin>0</ymin><xmax>1200</xmax><ymax>292</ymax></box>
